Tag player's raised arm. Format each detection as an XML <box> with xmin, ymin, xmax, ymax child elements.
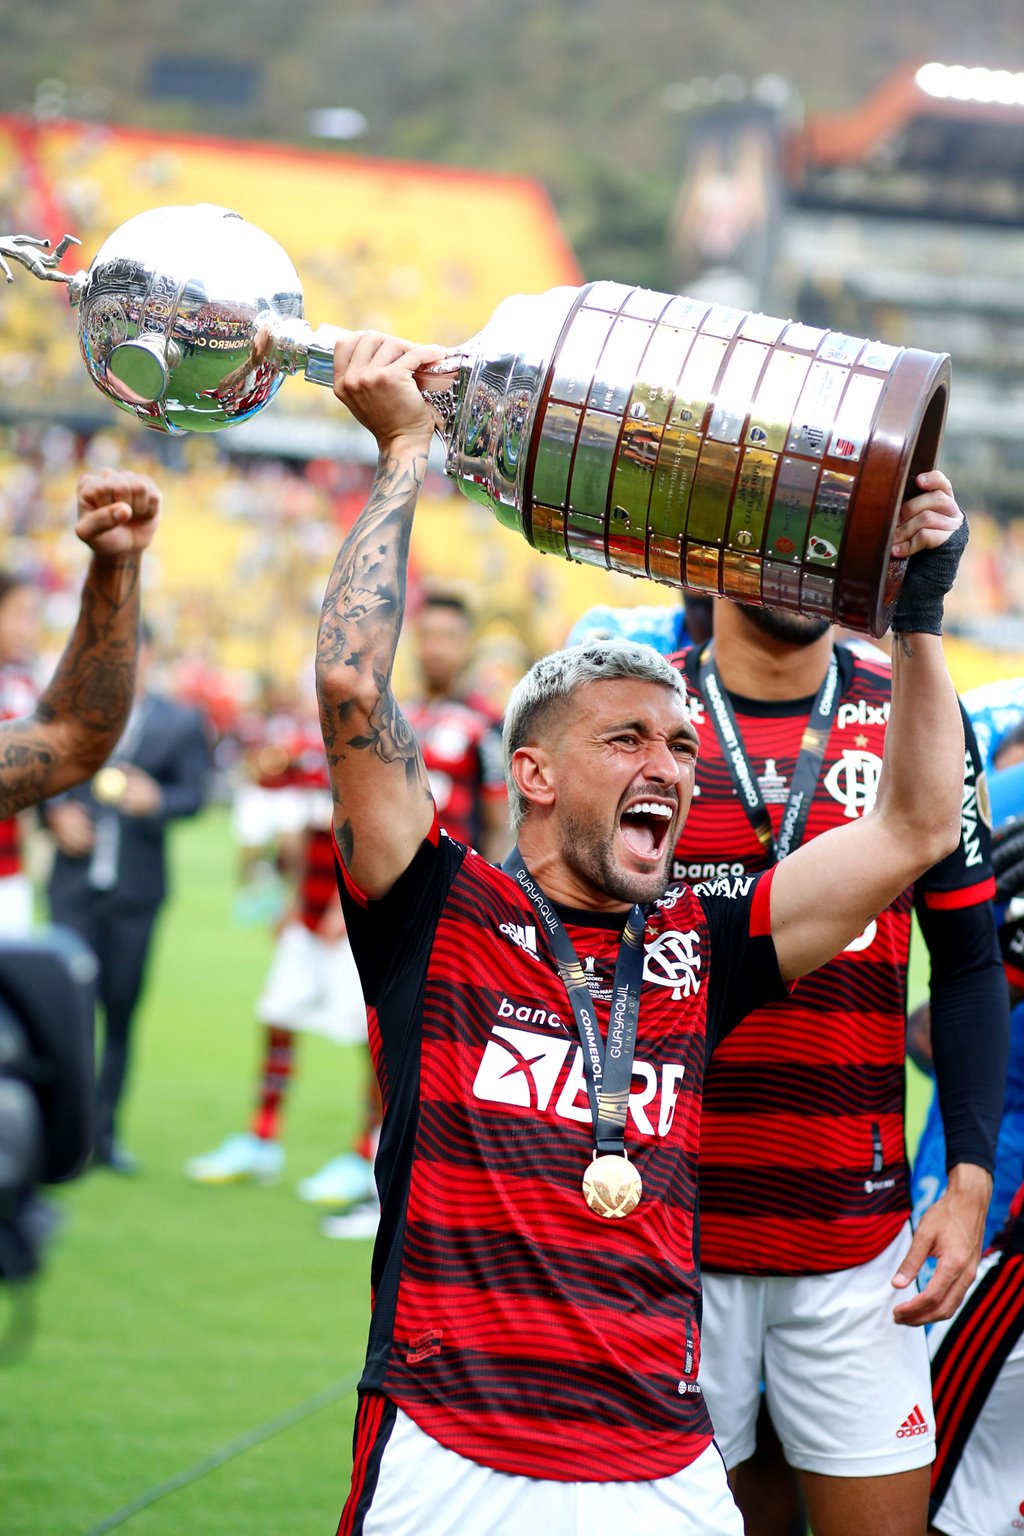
<box><xmin>0</xmin><ymin>469</ymin><xmax>159</xmax><ymax>818</ymax></box>
<box><xmin>769</xmin><ymin>472</ymin><xmax>969</xmax><ymax>983</ymax></box>
<box><xmin>316</xmin><ymin>332</ymin><xmax>450</xmax><ymax>899</ymax></box>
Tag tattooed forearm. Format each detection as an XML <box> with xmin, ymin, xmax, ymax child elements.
<box><xmin>0</xmin><ymin>554</ymin><xmax>142</xmax><ymax>814</ymax></box>
<box><xmin>317</xmin><ymin>449</ymin><xmax>427</xmax><ymax>769</ymax></box>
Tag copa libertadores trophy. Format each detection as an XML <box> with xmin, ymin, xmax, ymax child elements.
<box><xmin>2</xmin><ymin>203</ymin><xmax>951</xmax><ymax>635</ymax></box>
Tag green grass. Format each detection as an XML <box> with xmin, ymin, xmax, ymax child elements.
<box><xmin>3</xmin><ymin>809</ymin><xmax>373</xmax><ymax>1536</ymax></box>
<box><xmin>1</xmin><ymin>811</ymin><xmax>938</xmax><ymax>1535</ymax></box>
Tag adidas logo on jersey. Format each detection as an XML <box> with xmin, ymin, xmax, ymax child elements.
<box><xmin>896</xmin><ymin>1405</ymin><xmax>930</xmax><ymax>1438</ymax></box>
<box><xmin>498</xmin><ymin>922</ymin><xmax>540</xmax><ymax>959</ymax></box>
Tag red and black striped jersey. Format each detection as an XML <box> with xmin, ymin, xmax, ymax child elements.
<box><xmin>671</xmin><ymin>642</ymin><xmax>995</xmax><ymax>1276</ymax></box>
<box><xmin>403</xmin><ymin>696</ymin><xmax>506</xmax><ymax>848</ymax></box>
<box><xmin>298</xmin><ymin>825</ymin><xmax>339</xmax><ymax>932</ymax></box>
<box><xmin>335</xmin><ymin>825</ymin><xmax>786</xmax><ymax>1482</ymax></box>
<box><xmin>0</xmin><ymin>666</ymin><xmax>37</xmax><ymax>877</ymax></box>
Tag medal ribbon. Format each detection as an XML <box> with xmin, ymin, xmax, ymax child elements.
<box><xmin>697</xmin><ymin>644</ymin><xmax>840</xmax><ymax>862</ymax></box>
<box><xmin>502</xmin><ymin>850</ymin><xmax>646</xmax><ymax>1154</ymax></box>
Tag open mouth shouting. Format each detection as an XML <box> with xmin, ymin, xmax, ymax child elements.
<box><xmin>618</xmin><ymin>798</ymin><xmax>677</xmax><ymax>865</ymax></box>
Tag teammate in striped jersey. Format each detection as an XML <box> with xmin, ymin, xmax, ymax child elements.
<box><xmin>669</xmin><ymin>600</ymin><xmax>1006</xmax><ymax>1536</ymax></box>
<box><xmin>0</xmin><ymin>470</ymin><xmax>160</xmax><ymax>820</ymax></box>
<box><xmin>926</xmin><ymin>1178</ymin><xmax>1024</xmax><ymax>1536</ymax></box>
<box><xmin>314</xmin><ymin>330</ymin><xmax>970</xmax><ymax>1536</ymax></box>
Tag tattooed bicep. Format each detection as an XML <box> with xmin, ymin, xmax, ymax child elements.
<box><xmin>0</xmin><ymin>724</ymin><xmax>56</xmax><ymax>816</ymax></box>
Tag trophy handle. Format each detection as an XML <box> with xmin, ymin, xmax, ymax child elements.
<box><xmin>270</xmin><ymin>318</ymin><xmax>467</xmax><ymax>439</ymax></box>
<box><xmin>0</xmin><ymin>233</ymin><xmax>83</xmax><ymax>290</ymax></box>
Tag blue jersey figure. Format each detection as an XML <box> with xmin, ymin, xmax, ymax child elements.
<box><xmin>912</xmin><ymin>677</ymin><xmax>1024</xmax><ymax>1245</ymax></box>
<box><xmin>565</xmin><ymin>596</ymin><xmax>712</xmax><ymax>655</ymax></box>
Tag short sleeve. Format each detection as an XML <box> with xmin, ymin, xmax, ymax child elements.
<box><xmin>695</xmin><ymin>867</ymin><xmax>790</xmax><ymax>1052</ymax></box>
<box><xmin>916</xmin><ymin>702</ymin><xmax>996</xmax><ymax>912</ymax></box>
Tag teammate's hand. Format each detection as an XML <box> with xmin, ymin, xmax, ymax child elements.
<box><xmin>46</xmin><ymin>800</ymin><xmax>96</xmax><ymax>856</ymax></box>
<box><xmin>891</xmin><ymin>1162</ymin><xmax>991</xmax><ymax>1324</ymax></box>
<box><xmin>117</xmin><ymin>765</ymin><xmax>164</xmax><ymax>817</ymax></box>
<box><xmin>332</xmin><ymin>332</ymin><xmax>450</xmax><ymax>458</ymax></box>
<box><xmin>891</xmin><ymin>470</ymin><xmax>963</xmax><ymax>559</ymax></box>
<box><xmin>75</xmin><ymin>470</ymin><xmax>161</xmax><ymax>561</ymax></box>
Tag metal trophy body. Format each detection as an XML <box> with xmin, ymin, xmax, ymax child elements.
<box><xmin>2</xmin><ymin>205</ymin><xmax>951</xmax><ymax>634</ymax></box>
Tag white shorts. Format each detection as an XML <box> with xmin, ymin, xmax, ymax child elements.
<box><xmin>345</xmin><ymin>1400</ymin><xmax>743</xmax><ymax>1536</ymax></box>
<box><xmin>699</xmin><ymin>1221</ymin><xmax>935</xmax><ymax>1477</ymax></box>
<box><xmin>232</xmin><ymin>785</ymin><xmax>319</xmax><ymax>848</ymax></box>
<box><xmin>927</xmin><ymin>1249</ymin><xmax>1024</xmax><ymax>1536</ymax></box>
<box><xmin>255</xmin><ymin>922</ymin><xmax>366</xmax><ymax>1044</ymax></box>
<box><xmin>0</xmin><ymin>873</ymin><xmax>33</xmax><ymax>935</ymax></box>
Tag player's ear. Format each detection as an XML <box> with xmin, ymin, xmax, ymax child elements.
<box><xmin>510</xmin><ymin>746</ymin><xmax>555</xmax><ymax>813</ymax></box>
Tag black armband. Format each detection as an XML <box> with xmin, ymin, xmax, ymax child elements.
<box><xmin>891</xmin><ymin>515</ymin><xmax>969</xmax><ymax>635</ymax></box>
<box><xmin>916</xmin><ymin>896</ymin><xmax>1008</xmax><ymax>1173</ymax></box>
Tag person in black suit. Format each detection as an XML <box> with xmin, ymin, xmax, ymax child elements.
<box><xmin>44</xmin><ymin>626</ymin><xmax>209</xmax><ymax>1172</ymax></box>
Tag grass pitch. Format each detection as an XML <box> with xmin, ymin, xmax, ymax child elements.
<box><xmin>4</xmin><ymin>809</ymin><xmax>373</xmax><ymax>1536</ymax></box>
<box><xmin>1</xmin><ymin>809</ymin><xmax>934</xmax><ymax>1535</ymax></box>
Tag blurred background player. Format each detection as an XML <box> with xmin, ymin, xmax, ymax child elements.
<box><xmin>925</xmin><ymin>1175</ymin><xmax>1024</xmax><ymax>1536</ymax></box>
<box><xmin>665</xmin><ymin>572</ymin><xmax>1006</xmax><ymax>1536</ymax></box>
<box><xmin>45</xmin><ymin>622</ymin><xmax>209</xmax><ymax>1172</ymax></box>
<box><xmin>399</xmin><ymin>589</ymin><xmax>510</xmax><ymax>866</ymax></box>
<box><xmin>184</xmin><ymin>712</ymin><xmax>369</xmax><ymax>1197</ymax></box>
<box><xmin>186</xmin><ymin>595</ymin><xmax>509</xmax><ymax>1227</ymax></box>
<box><xmin>0</xmin><ymin>571</ymin><xmax>41</xmax><ymax>934</ymax></box>
<box><xmin>911</xmin><ymin>683</ymin><xmax>1024</xmax><ymax>1250</ymax></box>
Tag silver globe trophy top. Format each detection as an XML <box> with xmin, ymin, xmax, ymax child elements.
<box><xmin>2</xmin><ymin>204</ymin><xmax>332</xmax><ymax>434</ymax></box>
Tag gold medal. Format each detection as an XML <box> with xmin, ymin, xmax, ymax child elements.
<box><xmin>92</xmin><ymin>766</ymin><xmax>129</xmax><ymax>806</ymax></box>
<box><xmin>582</xmin><ymin>1152</ymin><xmax>642</xmax><ymax>1220</ymax></box>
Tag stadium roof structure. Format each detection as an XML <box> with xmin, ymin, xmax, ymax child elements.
<box><xmin>792</xmin><ymin>61</ymin><xmax>1024</xmax><ymax>223</ymax></box>
<box><xmin>0</xmin><ymin>116</ymin><xmax>581</xmax><ymax>455</ymax></box>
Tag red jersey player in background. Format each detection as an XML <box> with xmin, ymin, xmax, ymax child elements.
<box><xmin>186</xmin><ymin>597</ymin><xmax>508</xmax><ymax>1223</ymax></box>
<box><xmin>185</xmin><ymin>709</ymin><xmax>368</xmax><ymax>1196</ymax></box>
<box><xmin>0</xmin><ymin>572</ymin><xmax>40</xmax><ymax>934</ymax></box>
<box><xmin>669</xmin><ymin>595</ymin><xmax>1007</xmax><ymax>1536</ymax></box>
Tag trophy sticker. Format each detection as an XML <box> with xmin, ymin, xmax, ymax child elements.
<box><xmin>580</xmin><ymin>280</ymin><xmax>630</xmax><ymax>313</ymax></box>
<box><xmin>569</xmin><ymin>408</ymin><xmax>619</xmax><ymax>517</ymax></box>
<box><xmin>588</xmin><ymin>317</ymin><xmax>654</xmax><ymax>415</ymax></box>
<box><xmin>781</xmin><ymin>321</ymin><xmax>829</xmax><ymax>353</ymax></box>
<box><xmin>787</xmin><ymin>363</ymin><xmax>847</xmax><ymax>459</ymax></box>
<box><xmin>729</xmin><ymin>448</ymin><xmax>777</xmax><ymax>554</ymax></box>
<box><xmin>688</xmin><ymin>440</ymin><xmax>740</xmax><ymax>544</ymax></box>
<box><xmin>722</xmin><ymin>550</ymin><xmax>763</xmax><ymax>600</ymax></box>
<box><xmin>648</xmin><ymin>534</ymin><xmax>684</xmax><ymax>583</ymax></box>
<box><xmin>649</xmin><ymin>426</ymin><xmax>702</xmax><ymax>537</ymax></box>
<box><xmin>531</xmin><ymin>503</ymin><xmax>568</xmax><ymax>558</ymax></box>
<box><xmin>828</xmin><ymin>374</ymin><xmax>884</xmax><ymax>463</ymax></box>
<box><xmin>747</xmin><ymin>349</ymin><xmax>813</xmax><ymax>455</ymax></box>
<box><xmin>549</xmin><ymin>309</ymin><xmax>614</xmax><ymax>407</ymax></box>
<box><xmin>860</xmin><ymin>341</ymin><xmax>901</xmax><ymax>373</ymax></box>
<box><xmin>801</xmin><ymin>570</ymin><xmax>836</xmax><ymax>616</ymax></box>
<box><xmin>765</xmin><ymin>455</ymin><xmax>819</xmax><ymax>562</ymax></box>
<box><xmin>701</xmin><ymin>303</ymin><xmax>747</xmax><ymax>340</ymax></box>
<box><xmin>707</xmin><ymin>340</ymin><xmax>771</xmax><ymax>446</ymax></box>
<box><xmin>621</xmin><ymin>287</ymin><xmax>673</xmax><ymax>322</ymax></box>
<box><xmin>532</xmin><ymin>403</ymin><xmax>581</xmax><ymax>509</ymax></box>
<box><xmin>805</xmin><ymin>469</ymin><xmax>855</xmax><ymax>568</ymax></box>
<box><xmin>740</xmin><ymin>312</ymin><xmax>787</xmax><ymax>346</ymax></box>
<box><xmin>660</xmin><ymin>295</ymin><xmax>713</xmax><ymax>333</ymax></box>
<box><xmin>818</xmin><ymin>332</ymin><xmax>867</xmax><ymax>368</ymax></box>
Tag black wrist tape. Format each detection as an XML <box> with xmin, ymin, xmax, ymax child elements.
<box><xmin>890</xmin><ymin>515</ymin><xmax>969</xmax><ymax>635</ymax></box>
